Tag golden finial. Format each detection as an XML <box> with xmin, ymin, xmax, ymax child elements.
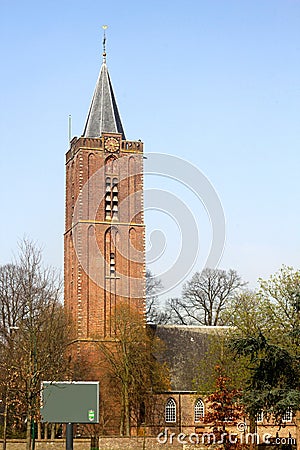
<box><xmin>102</xmin><ymin>25</ymin><xmax>108</xmax><ymax>63</ymax></box>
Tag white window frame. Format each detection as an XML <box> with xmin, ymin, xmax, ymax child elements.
<box><xmin>194</xmin><ymin>398</ymin><xmax>205</xmax><ymax>422</ymax></box>
<box><xmin>282</xmin><ymin>409</ymin><xmax>292</xmax><ymax>423</ymax></box>
<box><xmin>165</xmin><ymin>398</ymin><xmax>176</xmax><ymax>423</ymax></box>
<box><xmin>256</xmin><ymin>411</ymin><xmax>263</xmax><ymax>423</ymax></box>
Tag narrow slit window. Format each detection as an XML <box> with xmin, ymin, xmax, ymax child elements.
<box><xmin>110</xmin><ymin>252</ymin><xmax>116</xmax><ymax>276</ymax></box>
<box><xmin>112</xmin><ymin>178</ymin><xmax>118</xmax><ymax>221</ymax></box>
<box><xmin>139</xmin><ymin>401</ymin><xmax>146</xmax><ymax>425</ymax></box>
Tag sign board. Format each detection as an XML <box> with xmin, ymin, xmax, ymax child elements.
<box><xmin>40</xmin><ymin>381</ymin><xmax>99</xmax><ymax>423</ymax></box>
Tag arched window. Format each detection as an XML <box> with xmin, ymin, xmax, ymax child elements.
<box><xmin>105</xmin><ymin>155</ymin><xmax>118</xmax><ymax>174</ymax></box>
<box><xmin>194</xmin><ymin>398</ymin><xmax>205</xmax><ymax>422</ymax></box>
<box><xmin>282</xmin><ymin>409</ymin><xmax>292</xmax><ymax>422</ymax></box>
<box><xmin>256</xmin><ymin>411</ymin><xmax>263</xmax><ymax>423</ymax></box>
<box><xmin>139</xmin><ymin>401</ymin><xmax>146</xmax><ymax>425</ymax></box>
<box><xmin>165</xmin><ymin>398</ymin><xmax>176</xmax><ymax>423</ymax></box>
<box><xmin>105</xmin><ymin>177</ymin><xmax>118</xmax><ymax>221</ymax></box>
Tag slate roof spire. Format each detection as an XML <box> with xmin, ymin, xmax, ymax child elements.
<box><xmin>83</xmin><ymin>27</ymin><xmax>125</xmax><ymax>139</ymax></box>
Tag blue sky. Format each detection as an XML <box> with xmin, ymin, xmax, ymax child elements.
<box><xmin>0</xmin><ymin>0</ymin><xmax>299</xmax><ymax>292</ymax></box>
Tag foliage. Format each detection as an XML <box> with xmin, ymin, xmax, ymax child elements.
<box><xmin>97</xmin><ymin>303</ymin><xmax>170</xmax><ymax>436</ymax></box>
<box><xmin>230</xmin><ymin>332</ymin><xmax>300</xmax><ymax>423</ymax></box>
<box><xmin>258</xmin><ymin>265</ymin><xmax>300</xmax><ymax>352</ymax></box>
<box><xmin>0</xmin><ymin>239</ymin><xmax>71</xmax><ymax>448</ymax></box>
<box><xmin>194</xmin><ymin>331</ymin><xmax>249</xmax><ymax>394</ymax></box>
<box><xmin>228</xmin><ymin>267</ymin><xmax>300</xmax><ymax>425</ymax></box>
<box><xmin>205</xmin><ymin>366</ymin><xmax>244</xmax><ymax>450</ymax></box>
<box><xmin>222</xmin><ymin>290</ymin><xmax>270</xmax><ymax>337</ymax></box>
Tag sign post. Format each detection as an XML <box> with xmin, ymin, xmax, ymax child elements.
<box><xmin>66</xmin><ymin>423</ymin><xmax>73</xmax><ymax>450</ymax></box>
<box><xmin>40</xmin><ymin>381</ymin><xmax>99</xmax><ymax>450</ymax></box>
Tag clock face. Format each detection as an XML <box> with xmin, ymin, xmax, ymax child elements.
<box><xmin>105</xmin><ymin>137</ymin><xmax>119</xmax><ymax>153</ymax></box>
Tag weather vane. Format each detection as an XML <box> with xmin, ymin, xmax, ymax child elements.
<box><xmin>102</xmin><ymin>25</ymin><xmax>108</xmax><ymax>62</ymax></box>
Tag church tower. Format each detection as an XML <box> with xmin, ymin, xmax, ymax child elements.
<box><xmin>64</xmin><ymin>37</ymin><xmax>145</xmax><ymax>347</ymax></box>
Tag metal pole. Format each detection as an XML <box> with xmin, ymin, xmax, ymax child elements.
<box><xmin>3</xmin><ymin>326</ymin><xmax>19</xmax><ymax>450</ymax></box>
<box><xmin>31</xmin><ymin>333</ymin><xmax>37</xmax><ymax>450</ymax></box>
<box><xmin>68</xmin><ymin>115</ymin><xmax>72</xmax><ymax>142</ymax></box>
<box><xmin>66</xmin><ymin>423</ymin><xmax>73</xmax><ymax>450</ymax></box>
<box><xmin>2</xmin><ymin>386</ymin><xmax>8</xmax><ymax>450</ymax></box>
<box><xmin>31</xmin><ymin>419</ymin><xmax>35</xmax><ymax>450</ymax></box>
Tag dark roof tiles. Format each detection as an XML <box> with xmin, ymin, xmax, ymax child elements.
<box><xmin>153</xmin><ymin>325</ymin><xmax>230</xmax><ymax>392</ymax></box>
<box><xmin>83</xmin><ymin>62</ymin><xmax>125</xmax><ymax>139</ymax></box>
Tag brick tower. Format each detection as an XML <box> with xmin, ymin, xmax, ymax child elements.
<box><xmin>64</xmin><ymin>42</ymin><xmax>145</xmax><ymax>363</ymax></box>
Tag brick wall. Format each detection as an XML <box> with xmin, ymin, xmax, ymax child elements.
<box><xmin>0</xmin><ymin>437</ymin><xmax>217</xmax><ymax>449</ymax></box>
<box><xmin>2</xmin><ymin>435</ymin><xmax>295</xmax><ymax>449</ymax></box>
<box><xmin>64</xmin><ymin>134</ymin><xmax>145</xmax><ymax>342</ymax></box>
<box><xmin>64</xmin><ymin>134</ymin><xmax>146</xmax><ymax>434</ymax></box>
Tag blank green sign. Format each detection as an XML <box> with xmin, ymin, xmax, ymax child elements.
<box><xmin>41</xmin><ymin>381</ymin><xmax>99</xmax><ymax>423</ymax></box>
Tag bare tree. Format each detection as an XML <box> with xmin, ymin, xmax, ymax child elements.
<box><xmin>145</xmin><ymin>269</ymin><xmax>170</xmax><ymax>324</ymax></box>
<box><xmin>0</xmin><ymin>263</ymin><xmax>26</xmax><ymax>334</ymax></box>
<box><xmin>97</xmin><ymin>303</ymin><xmax>169</xmax><ymax>436</ymax></box>
<box><xmin>0</xmin><ymin>239</ymin><xmax>71</xmax><ymax>449</ymax></box>
<box><xmin>166</xmin><ymin>268</ymin><xmax>246</xmax><ymax>326</ymax></box>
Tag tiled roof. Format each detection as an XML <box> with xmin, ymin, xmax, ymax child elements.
<box><xmin>83</xmin><ymin>61</ymin><xmax>125</xmax><ymax>139</ymax></box>
<box><xmin>153</xmin><ymin>325</ymin><xmax>230</xmax><ymax>391</ymax></box>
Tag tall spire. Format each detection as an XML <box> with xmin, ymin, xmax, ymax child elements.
<box><xmin>82</xmin><ymin>27</ymin><xmax>126</xmax><ymax>139</ymax></box>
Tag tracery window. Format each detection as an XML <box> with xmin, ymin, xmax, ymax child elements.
<box><xmin>165</xmin><ymin>398</ymin><xmax>176</xmax><ymax>423</ymax></box>
<box><xmin>194</xmin><ymin>398</ymin><xmax>205</xmax><ymax>422</ymax></box>
<box><xmin>282</xmin><ymin>409</ymin><xmax>292</xmax><ymax>422</ymax></box>
<box><xmin>256</xmin><ymin>411</ymin><xmax>263</xmax><ymax>423</ymax></box>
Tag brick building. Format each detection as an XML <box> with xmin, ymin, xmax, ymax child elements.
<box><xmin>64</xmin><ymin>46</ymin><xmax>145</xmax><ymax>339</ymax></box>
<box><xmin>64</xmin><ymin>43</ymin><xmax>146</xmax><ymax>432</ymax></box>
<box><xmin>63</xmin><ymin>41</ymin><xmax>297</xmax><ymax>444</ymax></box>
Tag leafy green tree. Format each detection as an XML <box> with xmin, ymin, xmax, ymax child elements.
<box><xmin>222</xmin><ymin>290</ymin><xmax>270</xmax><ymax>336</ymax></box>
<box><xmin>230</xmin><ymin>332</ymin><xmax>300</xmax><ymax>422</ymax></box>
<box><xmin>194</xmin><ymin>330</ymin><xmax>249</xmax><ymax>395</ymax></box>
<box><xmin>228</xmin><ymin>267</ymin><xmax>300</xmax><ymax>448</ymax></box>
<box><xmin>259</xmin><ymin>265</ymin><xmax>300</xmax><ymax>352</ymax></box>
